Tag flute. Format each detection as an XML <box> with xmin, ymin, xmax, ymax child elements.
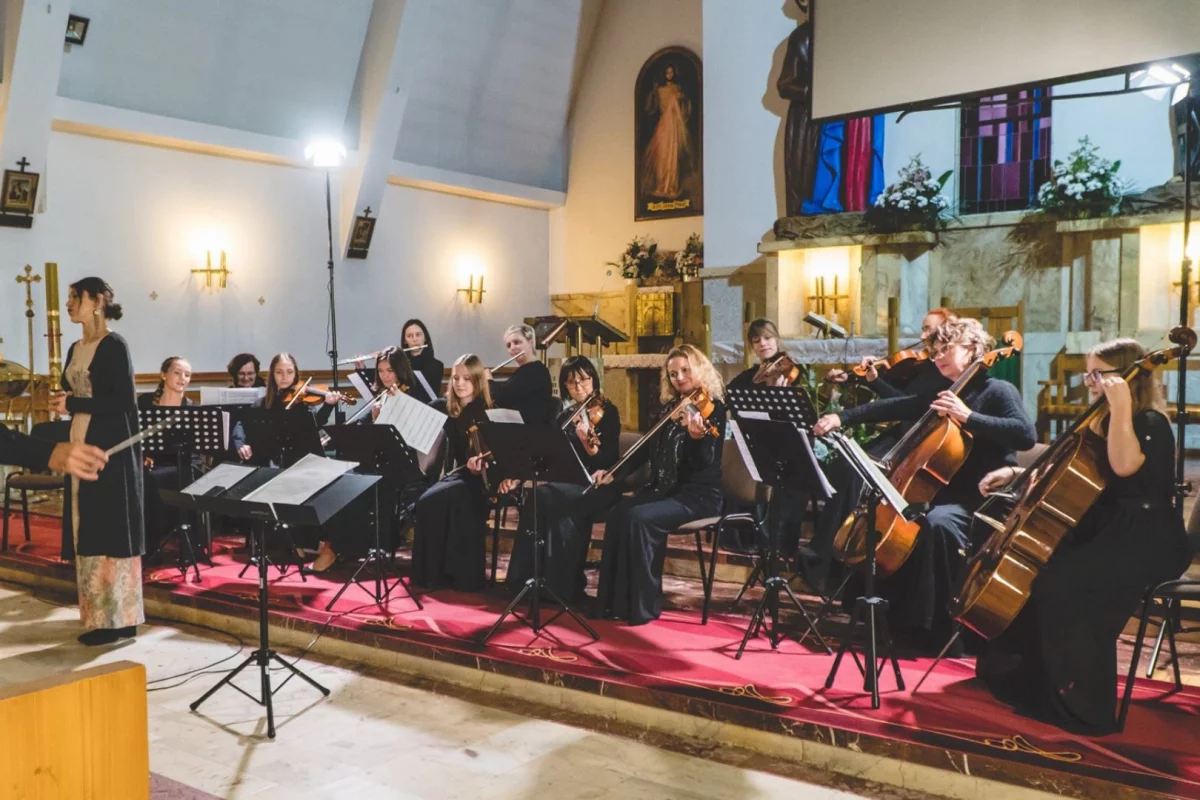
<box><xmin>336</xmin><ymin>345</ymin><xmax>423</xmax><ymax>366</ymax></box>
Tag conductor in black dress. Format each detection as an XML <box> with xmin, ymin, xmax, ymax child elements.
<box><xmin>595</xmin><ymin>344</ymin><xmax>728</xmax><ymax>626</ymax></box>
<box><xmin>411</xmin><ymin>354</ymin><xmax>494</xmax><ymax>592</ymax></box>
<box><xmin>487</xmin><ymin>323</ymin><xmax>556</xmax><ymax>424</ymax></box>
<box><xmin>975</xmin><ymin>338</ymin><xmax>1192</xmax><ymax>734</ymax></box>
<box><xmin>813</xmin><ymin>318</ymin><xmax>1037</xmax><ymax>648</ymax></box>
<box><xmin>505</xmin><ymin>356</ymin><xmax>621</xmax><ymax>602</ymax></box>
<box><xmin>403</xmin><ymin>318</ymin><xmax>445</xmax><ymax>402</ymax></box>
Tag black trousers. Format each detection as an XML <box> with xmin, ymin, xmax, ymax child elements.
<box><xmin>411</xmin><ymin>474</ymin><xmax>488</xmax><ymax>592</ymax></box>
<box><xmin>596</xmin><ymin>485</ymin><xmax>722</xmax><ymax>626</ymax></box>
<box><xmin>878</xmin><ymin>501</ymin><xmax>973</xmax><ymax>639</ymax></box>
<box><xmin>507</xmin><ymin>481</ymin><xmax>620</xmax><ymax>602</ymax></box>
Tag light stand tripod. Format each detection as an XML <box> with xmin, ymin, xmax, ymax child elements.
<box><xmin>322</xmin><ymin>169</ymin><xmax>345</xmax><ymax>426</ymax></box>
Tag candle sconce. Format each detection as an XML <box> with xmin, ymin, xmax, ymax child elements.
<box><xmin>810</xmin><ymin>275</ymin><xmax>849</xmax><ymax>332</ymax></box>
<box><xmin>192</xmin><ymin>250</ymin><xmax>231</xmax><ymax>289</ymax></box>
<box><xmin>458</xmin><ymin>273</ymin><xmax>485</xmax><ymax>304</ymax></box>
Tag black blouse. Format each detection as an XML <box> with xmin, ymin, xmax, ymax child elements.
<box><xmin>557</xmin><ymin>399</ymin><xmax>621</xmax><ymax>474</ymax></box>
<box><xmin>624</xmin><ymin>396</ymin><xmax>728</xmax><ymax>494</ymax></box>
<box><xmin>491</xmin><ymin>360</ymin><xmax>557</xmax><ymax>424</ymax></box>
<box><xmin>440</xmin><ymin>396</ymin><xmax>491</xmax><ymax>472</ymax></box>
<box><xmin>409</xmin><ymin>351</ymin><xmax>445</xmax><ymax>401</ymax></box>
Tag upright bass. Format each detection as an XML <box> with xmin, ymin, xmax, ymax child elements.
<box><xmin>832</xmin><ymin>331</ymin><xmax>1024</xmax><ymax>576</ymax></box>
<box><xmin>952</xmin><ymin>327</ymin><xmax>1196</xmax><ymax>639</ymax></box>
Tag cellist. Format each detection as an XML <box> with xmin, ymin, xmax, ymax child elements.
<box><xmin>812</xmin><ymin>318</ymin><xmax>1036</xmax><ymax>651</ymax></box>
<box><xmin>974</xmin><ymin>338</ymin><xmax>1191</xmax><ymax>734</ymax></box>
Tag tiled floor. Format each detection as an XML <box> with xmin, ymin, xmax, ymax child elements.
<box><xmin>0</xmin><ymin>583</ymin><xmax>940</xmax><ymax>800</ymax></box>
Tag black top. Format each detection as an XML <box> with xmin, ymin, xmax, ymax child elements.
<box><xmin>439</xmin><ymin>396</ymin><xmax>490</xmax><ymax>472</ymax></box>
<box><xmin>491</xmin><ymin>360</ymin><xmax>557</xmax><ymax>424</ymax></box>
<box><xmin>136</xmin><ymin>392</ymin><xmax>194</xmax><ymax>410</ymax></box>
<box><xmin>556</xmin><ymin>399</ymin><xmax>621</xmax><ymax>474</ymax></box>
<box><xmin>409</xmin><ymin>351</ymin><xmax>445</xmax><ymax>401</ymax></box>
<box><xmin>61</xmin><ymin>332</ymin><xmax>145</xmax><ymax>559</ymax></box>
<box><xmin>728</xmin><ymin>362</ymin><xmax>804</xmax><ymax>391</ymax></box>
<box><xmin>840</xmin><ymin>374</ymin><xmax>1036</xmax><ymax>505</ymax></box>
<box><xmin>624</xmin><ymin>397</ymin><xmax>728</xmax><ymax>494</ymax></box>
<box><xmin>229</xmin><ymin>391</ymin><xmax>333</xmax><ymax>453</ymax></box>
<box><xmin>0</xmin><ymin>425</ymin><xmax>54</xmax><ymax>471</ymax></box>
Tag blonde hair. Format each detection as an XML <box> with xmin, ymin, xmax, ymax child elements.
<box><xmin>504</xmin><ymin>324</ymin><xmax>536</xmax><ymax>346</ymax></box>
<box><xmin>1087</xmin><ymin>338</ymin><xmax>1165</xmax><ymax>418</ymax></box>
<box><xmin>659</xmin><ymin>344</ymin><xmax>725</xmax><ymax>404</ymax></box>
<box><xmin>446</xmin><ymin>354</ymin><xmax>493</xmax><ymax>417</ymax></box>
<box><xmin>931</xmin><ymin>318</ymin><xmax>993</xmax><ymax>362</ymax></box>
<box><xmin>747</xmin><ymin>318</ymin><xmax>780</xmax><ymax>343</ymax></box>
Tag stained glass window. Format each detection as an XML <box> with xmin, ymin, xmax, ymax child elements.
<box><xmin>959</xmin><ymin>87</ymin><xmax>1052</xmax><ymax>214</ymax></box>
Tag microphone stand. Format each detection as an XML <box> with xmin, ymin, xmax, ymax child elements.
<box><xmin>323</xmin><ymin>169</ymin><xmax>345</xmax><ymax>425</ymax></box>
<box><xmin>1176</xmin><ymin>108</ymin><xmax>1193</xmax><ymax>514</ymax></box>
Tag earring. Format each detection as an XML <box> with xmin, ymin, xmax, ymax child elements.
<box><xmin>93</xmin><ymin>309</ymin><xmax>101</xmax><ymax>316</ymax></box>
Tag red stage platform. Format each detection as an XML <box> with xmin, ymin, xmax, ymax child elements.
<box><xmin>3</xmin><ymin>513</ymin><xmax>1198</xmax><ymax>799</ymax></box>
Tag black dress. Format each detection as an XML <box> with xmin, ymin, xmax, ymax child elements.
<box><xmin>506</xmin><ymin>400</ymin><xmax>623</xmax><ymax>601</ymax></box>
<box><xmin>802</xmin><ymin>360</ymin><xmax>952</xmax><ymax>591</ymax></box>
<box><xmin>978</xmin><ymin>409</ymin><xmax>1193</xmax><ymax>734</ymax></box>
<box><xmin>409</xmin><ymin>351</ymin><xmax>445</xmax><ymax>403</ymax></box>
<box><xmin>835</xmin><ymin>375</ymin><xmax>1036</xmax><ymax>641</ymax></box>
<box><xmin>0</xmin><ymin>424</ymin><xmax>55</xmax><ymax>470</ymax></box>
<box><xmin>597</xmin><ymin>398</ymin><xmax>728</xmax><ymax>625</ymax></box>
<box><xmin>491</xmin><ymin>360</ymin><xmax>557</xmax><ymax>424</ymax></box>
<box><xmin>411</xmin><ymin>398</ymin><xmax>491</xmax><ymax>591</ymax></box>
<box><xmin>60</xmin><ymin>333</ymin><xmax>145</xmax><ymax>562</ymax></box>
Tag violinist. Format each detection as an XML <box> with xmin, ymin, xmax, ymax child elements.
<box><xmin>729</xmin><ymin>318</ymin><xmax>800</xmax><ymax>389</ymax></box>
<box><xmin>411</xmin><ymin>354</ymin><xmax>494</xmax><ymax>592</ymax></box>
<box><xmin>487</xmin><ymin>324</ymin><xmax>557</xmax><ymax>424</ymax></box>
<box><xmin>232</xmin><ymin>353</ymin><xmax>343</xmax><ymax>463</ymax></box>
<box><xmin>137</xmin><ymin>356</ymin><xmax>194</xmax><ymax>558</ymax></box>
<box><xmin>800</xmin><ymin>308</ymin><xmax>956</xmax><ymax>593</ymax></box>
<box><xmin>227</xmin><ymin>353</ymin><xmax>265</xmax><ymax>388</ymax></box>
<box><xmin>975</xmin><ymin>339</ymin><xmax>1192</xmax><ymax>734</ymax></box>
<box><xmin>594</xmin><ymin>344</ymin><xmax>728</xmax><ymax>625</ymax></box>
<box><xmin>505</xmin><ymin>356</ymin><xmax>621</xmax><ymax>602</ymax></box>
<box><xmin>402</xmin><ymin>318</ymin><xmax>444</xmax><ymax>400</ymax></box>
<box><xmin>812</xmin><ymin>318</ymin><xmax>1036</xmax><ymax>650</ymax></box>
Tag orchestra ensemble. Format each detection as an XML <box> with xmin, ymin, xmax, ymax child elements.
<box><xmin>14</xmin><ymin>274</ymin><xmax>1195</xmax><ymax>735</ymax></box>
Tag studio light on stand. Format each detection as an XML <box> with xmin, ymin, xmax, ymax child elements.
<box><xmin>304</xmin><ymin>139</ymin><xmax>348</xmax><ymax>424</ymax></box>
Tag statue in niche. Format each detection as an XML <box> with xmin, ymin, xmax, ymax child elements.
<box><xmin>778</xmin><ymin>0</ymin><xmax>820</xmax><ymax>218</ymax></box>
<box><xmin>635</xmin><ymin>47</ymin><xmax>703</xmax><ymax>221</ymax></box>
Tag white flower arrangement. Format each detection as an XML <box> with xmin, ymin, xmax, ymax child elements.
<box><xmin>1035</xmin><ymin>136</ymin><xmax>1124</xmax><ymax>218</ymax></box>
<box><xmin>606</xmin><ymin>235</ymin><xmax>663</xmax><ymax>280</ymax></box>
<box><xmin>866</xmin><ymin>155</ymin><xmax>953</xmax><ymax>232</ymax></box>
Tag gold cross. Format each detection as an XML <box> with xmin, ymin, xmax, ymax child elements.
<box><xmin>15</xmin><ymin>265</ymin><xmax>40</xmax><ymax>320</ymax></box>
<box><xmin>149</xmin><ymin>291</ymin><xmax>158</xmax><ymax>301</ymax></box>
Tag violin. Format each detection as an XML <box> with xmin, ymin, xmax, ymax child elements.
<box><xmin>752</xmin><ymin>352</ymin><xmax>801</xmax><ymax>386</ymax></box>
<box><xmin>675</xmin><ymin>387</ymin><xmax>720</xmax><ymax>438</ymax></box>
<box><xmin>282</xmin><ymin>377</ymin><xmax>352</xmax><ymax>409</ymax></box>
<box><xmin>851</xmin><ymin>347</ymin><xmax>931</xmax><ymax>383</ymax></box>
<box><xmin>561</xmin><ymin>392</ymin><xmax>608</xmax><ymax>455</ymax></box>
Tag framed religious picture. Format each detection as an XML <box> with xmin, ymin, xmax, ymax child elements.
<box><xmin>346</xmin><ymin>212</ymin><xmax>376</xmax><ymax>259</ymax></box>
<box><xmin>1</xmin><ymin>169</ymin><xmax>39</xmax><ymax>215</ymax></box>
<box><xmin>635</xmin><ymin>46</ymin><xmax>703</xmax><ymax>221</ymax></box>
<box><xmin>65</xmin><ymin>14</ymin><xmax>90</xmax><ymax>46</ymax></box>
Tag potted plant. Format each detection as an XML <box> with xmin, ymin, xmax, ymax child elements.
<box><xmin>1035</xmin><ymin>136</ymin><xmax>1124</xmax><ymax>219</ymax></box>
<box><xmin>866</xmin><ymin>155</ymin><xmax>953</xmax><ymax>234</ymax></box>
<box><xmin>671</xmin><ymin>233</ymin><xmax>704</xmax><ymax>280</ymax></box>
<box><xmin>607</xmin><ymin>235</ymin><xmax>664</xmax><ymax>285</ymax></box>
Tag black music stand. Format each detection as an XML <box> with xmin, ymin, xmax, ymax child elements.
<box><xmin>476</xmin><ymin>422</ymin><xmax>599</xmax><ymax>645</ymax></box>
<box><xmin>729</xmin><ymin>417</ymin><xmax>832</xmax><ymax>659</ymax></box>
<box><xmin>322</xmin><ymin>425</ymin><xmax>425</xmax><ymax>611</ymax></box>
<box><xmin>167</xmin><ymin>466</ymin><xmax>378</xmax><ymax>739</ymax></box>
<box><xmin>140</xmin><ymin>406</ymin><xmax>226</xmax><ymax>581</ymax></box>
<box><xmin>821</xmin><ymin>432</ymin><xmax>919</xmax><ymax>709</ymax></box>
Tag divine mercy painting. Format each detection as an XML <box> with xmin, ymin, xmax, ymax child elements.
<box><xmin>635</xmin><ymin>46</ymin><xmax>703</xmax><ymax>221</ymax></box>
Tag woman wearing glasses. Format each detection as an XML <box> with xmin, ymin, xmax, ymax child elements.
<box><xmin>812</xmin><ymin>318</ymin><xmax>1037</xmax><ymax>651</ymax></box>
<box><xmin>974</xmin><ymin>338</ymin><xmax>1191</xmax><ymax>734</ymax></box>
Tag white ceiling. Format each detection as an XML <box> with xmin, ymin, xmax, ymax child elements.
<box><xmin>54</xmin><ymin>0</ymin><xmax>584</xmax><ymax>192</ymax></box>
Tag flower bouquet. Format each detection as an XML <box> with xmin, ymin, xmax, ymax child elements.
<box><xmin>607</xmin><ymin>235</ymin><xmax>664</xmax><ymax>282</ymax></box>
<box><xmin>866</xmin><ymin>156</ymin><xmax>953</xmax><ymax>233</ymax></box>
<box><xmin>1035</xmin><ymin>136</ymin><xmax>1123</xmax><ymax>219</ymax></box>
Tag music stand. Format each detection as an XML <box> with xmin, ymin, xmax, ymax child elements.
<box><xmin>821</xmin><ymin>431</ymin><xmax>920</xmax><ymax>709</ymax></box>
<box><xmin>322</xmin><ymin>424</ymin><xmax>425</xmax><ymax>611</ymax></box>
<box><xmin>242</xmin><ymin>409</ymin><xmax>324</xmax><ymax>468</ymax></box>
<box><xmin>476</xmin><ymin>422</ymin><xmax>599</xmax><ymax>645</ymax></box>
<box><xmin>140</xmin><ymin>406</ymin><xmax>226</xmax><ymax>581</ymax></box>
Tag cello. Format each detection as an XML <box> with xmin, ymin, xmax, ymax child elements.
<box><xmin>832</xmin><ymin>331</ymin><xmax>1024</xmax><ymax>576</ymax></box>
<box><xmin>952</xmin><ymin>327</ymin><xmax>1196</xmax><ymax>639</ymax></box>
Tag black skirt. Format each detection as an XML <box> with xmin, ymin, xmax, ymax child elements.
<box><xmin>411</xmin><ymin>474</ymin><xmax>489</xmax><ymax>592</ymax></box>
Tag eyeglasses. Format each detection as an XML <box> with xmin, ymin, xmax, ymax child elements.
<box><xmin>1083</xmin><ymin>368</ymin><xmax>1123</xmax><ymax>385</ymax></box>
<box><xmin>564</xmin><ymin>375</ymin><xmax>592</xmax><ymax>388</ymax></box>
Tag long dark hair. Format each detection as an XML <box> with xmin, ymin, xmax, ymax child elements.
<box><xmin>69</xmin><ymin>277</ymin><xmax>123</xmax><ymax>320</ymax></box>
<box><xmin>153</xmin><ymin>356</ymin><xmax>188</xmax><ymax>404</ymax></box>
<box><xmin>227</xmin><ymin>352</ymin><xmax>263</xmax><ymax>387</ymax></box>
<box><xmin>264</xmin><ymin>352</ymin><xmax>299</xmax><ymax>409</ymax></box>
<box><xmin>401</xmin><ymin>319</ymin><xmax>435</xmax><ymax>364</ymax></box>
<box><xmin>373</xmin><ymin>348</ymin><xmax>419</xmax><ymax>394</ymax></box>
<box><xmin>558</xmin><ymin>356</ymin><xmax>601</xmax><ymax>401</ymax></box>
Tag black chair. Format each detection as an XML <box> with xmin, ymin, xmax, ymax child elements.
<box><xmin>1138</xmin><ymin>501</ymin><xmax>1200</xmax><ymax>680</ymax></box>
<box><xmin>3</xmin><ymin>421</ymin><xmax>68</xmax><ymax>552</ymax></box>
<box><xmin>1118</xmin><ymin>578</ymin><xmax>1200</xmax><ymax>731</ymax></box>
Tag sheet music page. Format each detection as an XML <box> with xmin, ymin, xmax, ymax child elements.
<box><xmin>199</xmin><ymin>387</ymin><xmax>266</xmax><ymax>406</ymax></box>
<box><xmin>242</xmin><ymin>453</ymin><xmax>357</xmax><ymax>506</ymax></box>
<box><xmin>182</xmin><ymin>463</ymin><xmax>256</xmax><ymax>496</ymax></box>
<box><xmin>375</xmin><ymin>389</ymin><xmax>448</xmax><ymax>454</ymax></box>
<box><xmin>484</xmin><ymin>408</ymin><xmax>523</xmax><ymax>424</ymax></box>
<box><xmin>729</xmin><ymin>421</ymin><xmax>763</xmax><ymax>483</ymax></box>
<box><xmin>345</xmin><ymin>371</ymin><xmax>374</xmax><ymax>418</ymax></box>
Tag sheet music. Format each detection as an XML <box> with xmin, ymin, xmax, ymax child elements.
<box><xmin>182</xmin><ymin>463</ymin><xmax>256</xmax><ymax>496</ymax></box>
<box><xmin>200</xmin><ymin>387</ymin><xmax>265</xmax><ymax>406</ymax></box>
<box><xmin>346</xmin><ymin>371</ymin><xmax>374</xmax><ymax>418</ymax></box>
<box><xmin>484</xmin><ymin>408</ymin><xmax>523</xmax><ymax>424</ymax></box>
<box><xmin>799</xmin><ymin>429</ymin><xmax>835</xmax><ymax>497</ymax></box>
<box><xmin>241</xmin><ymin>453</ymin><xmax>357</xmax><ymax>507</ymax></box>
<box><xmin>375</xmin><ymin>389</ymin><xmax>448</xmax><ymax>454</ymax></box>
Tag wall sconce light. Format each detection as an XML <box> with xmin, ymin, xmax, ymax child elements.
<box><xmin>458</xmin><ymin>272</ymin><xmax>485</xmax><ymax>304</ymax></box>
<box><xmin>192</xmin><ymin>249</ymin><xmax>231</xmax><ymax>289</ymax></box>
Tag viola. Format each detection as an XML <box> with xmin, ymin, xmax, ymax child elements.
<box><xmin>832</xmin><ymin>331</ymin><xmax>1024</xmax><ymax>577</ymax></box>
<box><xmin>282</xmin><ymin>377</ymin><xmax>352</xmax><ymax>409</ymax></box>
<box><xmin>753</xmin><ymin>352</ymin><xmax>802</xmax><ymax>386</ymax></box>
<box><xmin>851</xmin><ymin>347</ymin><xmax>931</xmax><ymax>384</ymax></box>
<box><xmin>952</xmin><ymin>326</ymin><xmax>1196</xmax><ymax>639</ymax></box>
<box><xmin>563</xmin><ymin>394</ymin><xmax>609</xmax><ymax>455</ymax></box>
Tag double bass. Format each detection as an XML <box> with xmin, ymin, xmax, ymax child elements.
<box><xmin>952</xmin><ymin>327</ymin><xmax>1196</xmax><ymax>639</ymax></box>
<box><xmin>832</xmin><ymin>331</ymin><xmax>1024</xmax><ymax>576</ymax></box>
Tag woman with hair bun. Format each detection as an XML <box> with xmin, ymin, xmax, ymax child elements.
<box><xmin>49</xmin><ymin>277</ymin><xmax>145</xmax><ymax>646</ymax></box>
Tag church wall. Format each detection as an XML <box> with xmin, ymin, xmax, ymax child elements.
<box><xmin>554</xmin><ymin>0</ymin><xmax>703</xmax><ymax>295</ymax></box>
<box><xmin>0</xmin><ymin>131</ymin><xmax>549</xmax><ymax>374</ymax></box>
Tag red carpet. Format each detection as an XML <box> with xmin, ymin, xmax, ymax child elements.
<box><xmin>5</xmin><ymin>513</ymin><xmax>1199</xmax><ymax>799</ymax></box>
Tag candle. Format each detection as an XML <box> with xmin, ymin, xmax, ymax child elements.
<box><xmin>44</xmin><ymin>261</ymin><xmax>59</xmax><ymax>313</ymax></box>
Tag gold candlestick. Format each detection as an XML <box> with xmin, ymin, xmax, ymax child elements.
<box><xmin>44</xmin><ymin>262</ymin><xmax>62</xmax><ymax>397</ymax></box>
<box><xmin>15</xmin><ymin>265</ymin><xmax>41</xmax><ymax>397</ymax></box>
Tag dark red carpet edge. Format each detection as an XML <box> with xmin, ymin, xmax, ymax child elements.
<box><xmin>5</xmin><ymin>514</ymin><xmax>1199</xmax><ymax>800</ymax></box>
